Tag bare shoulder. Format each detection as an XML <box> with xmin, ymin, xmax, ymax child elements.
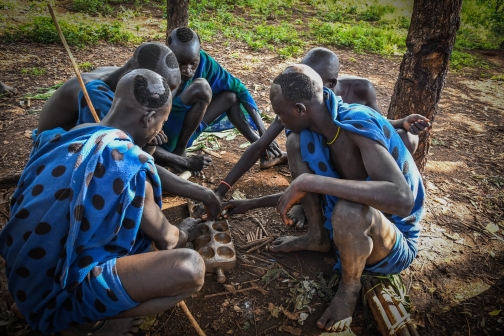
<box><xmin>338</xmin><ymin>76</ymin><xmax>375</xmax><ymax>93</ymax></box>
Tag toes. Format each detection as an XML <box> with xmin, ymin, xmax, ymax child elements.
<box><xmin>316</xmin><ymin>316</ymin><xmax>328</xmax><ymax>330</ymax></box>
<box><xmin>131</xmin><ymin>318</ymin><xmax>144</xmax><ymax>327</ymax></box>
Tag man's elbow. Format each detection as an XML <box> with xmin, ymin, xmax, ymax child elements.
<box><xmin>395</xmin><ymin>189</ymin><xmax>414</xmax><ymax>217</ymax></box>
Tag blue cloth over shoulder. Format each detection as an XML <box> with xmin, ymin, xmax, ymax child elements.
<box><xmin>77</xmin><ymin>80</ymin><xmax>114</xmax><ymax>124</ymax></box>
<box><xmin>162</xmin><ymin>49</ymin><xmax>259</xmax><ymax>152</ymax></box>
<box><xmin>298</xmin><ymin>88</ymin><xmax>425</xmax><ymax>275</ymax></box>
<box><xmin>0</xmin><ymin>125</ymin><xmax>162</xmax><ymax>334</ymax></box>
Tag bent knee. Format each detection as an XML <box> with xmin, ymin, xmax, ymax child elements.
<box><xmin>175</xmin><ymin>249</ymin><xmax>206</xmax><ymax>290</ymax></box>
<box><xmin>186</xmin><ymin>79</ymin><xmax>212</xmax><ymax>104</ymax></box>
<box><xmin>332</xmin><ymin>199</ymin><xmax>373</xmax><ymax>236</ymax></box>
<box><xmin>286</xmin><ymin>132</ymin><xmax>301</xmax><ymax>155</ymax></box>
<box><xmin>219</xmin><ymin>91</ymin><xmax>238</xmax><ymax>105</ymax></box>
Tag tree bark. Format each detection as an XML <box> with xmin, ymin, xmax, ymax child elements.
<box><xmin>166</xmin><ymin>0</ymin><xmax>189</xmax><ymax>39</ymax></box>
<box><xmin>387</xmin><ymin>0</ymin><xmax>462</xmax><ymax>172</ymax></box>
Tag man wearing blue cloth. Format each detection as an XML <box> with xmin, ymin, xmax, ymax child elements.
<box><xmin>1</xmin><ymin>70</ymin><xmax>207</xmax><ymax>335</ymax></box>
<box><xmin>222</xmin><ymin>65</ymin><xmax>425</xmax><ymax>333</ymax></box>
<box><xmin>160</xmin><ymin>27</ymin><xmax>286</xmax><ymax>171</ymax></box>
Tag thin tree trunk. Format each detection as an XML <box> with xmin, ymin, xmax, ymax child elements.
<box><xmin>387</xmin><ymin>0</ymin><xmax>462</xmax><ymax>172</ymax></box>
<box><xmin>166</xmin><ymin>0</ymin><xmax>189</xmax><ymax>39</ymax></box>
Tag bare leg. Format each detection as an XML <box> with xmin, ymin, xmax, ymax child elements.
<box><xmin>316</xmin><ymin>199</ymin><xmax>396</xmax><ymax>332</ymax></box>
<box><xmin>172</xmin><ymin>79</ymin><xmax>212</xmax><ymax>157</ymax></box>
<box><xmin>269</xmin><ymin>133</ymin><xmax>331</xmax><ymax>253</ymax></box>
<box><xmin>62</xmin><ymin>249</ymin><xmax>205</xmax><ymax>335</ymax></box>
<box><xmin>396</xmin><ymin>129</ymin><xmax>418</xmax><ymax>155</ymax></box>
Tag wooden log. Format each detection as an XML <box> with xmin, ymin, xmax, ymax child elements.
<box><xmin>383</xmin><ymin>280</ymin><xmax>419</xmax><ymax>336</ymax></box>
<box><xmin>363</xmin><ymin>280</ymin><xmax>392</xmax><ymax>336</ymax></box>
<box><xmin>371</xmin><ymin>279</ymin><xmax>411</xmax><ymax>336</ymax></box>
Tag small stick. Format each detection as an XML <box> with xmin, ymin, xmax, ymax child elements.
<box><xmin>238</xmin><ymin>237</ymin><xmax>272</xmax><ymax>250</ymax></box>
<box><xmin>178</xmin><ymin>301</ymin><xmax>206</xmax><ymax>336</ymax></box>
<box><xmin>255</xmin><ymin>227</ymin><xmax>260</xmax><ymax>240</ymax></box>
<box><xmin>259</xmin><ymin>230</ymin><xmax>263</xmax><ymax>239</ymax></box>
<box><xmin>252</xmin><ymin>217</ymin><xmax>269</xmax><ymax>237</ymax></box>
<box><xmin>202</xmin><ymin>148</ymin><xmax>222</xmax><ymax>158</ymax></box>
<box><xmin>204</xmin><ymin>285</ymin><xmax>265</xmax><ymax>298</ymax></box>
<box><xmin>246</xmin><ymin>237</ymin><xmax>274</xmax><ymax>253</ymax></box>
<box><xmin>47</xmin><ymin>4</ymin><xmax>100</xmax><ymax>124</ymax></box>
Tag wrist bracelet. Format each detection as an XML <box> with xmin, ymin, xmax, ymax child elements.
<box><xmin>219</xmin><ymin>180</ymin><xmax>232</xmax><ymax>190</ymax></box>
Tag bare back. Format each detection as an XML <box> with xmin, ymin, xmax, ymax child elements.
<box><xmin>38</xmin><ymin>66</ymin><xmax>119</xmax><ymax>133</ymax></box>
<box><xmin>335</xmin><ymin>76</ymin><xmax>380</xmax><ymax>112</ymax></box>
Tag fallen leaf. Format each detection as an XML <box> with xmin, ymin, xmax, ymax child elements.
<box><xmin>455</xmin><ymin>294</ymin><xmax>464</xmax><ymax>300</ymax></box>
<box><xmin>268</xmin><ymin>303</ymin><xmax>282</xmax><ymax>318</ymax></box>
<box><xmin>233</xmin><ymin>305</ymin><xmax>242</xmax><ymax>313</ymax></box>
<box><xmin>489</xmin><ymin>251</ymin><xmax>496</xmax><ymax>258</ymax></box>
<box><xmin>254</xmin><ymin>308</ymin><xmax>265</xmax><ymax>315</ymax></box>
<box><xmin>282</xmin><ymin>325</ymin><xmax>302</xmax><ymax>335</ymax></box>
<box><xmin>489</xmin><ymin>310</ymin><xmax>501</xmax><ymax>316</ymax></box>
<box><xmin>283</xmin><ymin>309</ymin><xmax>299</xmax><ymax>320</ymax></box>
<box><xmin>429</xmin><ymin>287</ymin><xmax>437</xmax><ymax>293</ymax></box>
<box><xmin>298</xmin><ymin>312</ymin><xmax>309</xmax><ymax>325</ymax></box>
<box><xmin>486</xmin><ymin>223</ymin><xmax>500</xmax><ymax>234</ymax></box>
<box><xmin>139</xmin><ymin>314</ymin><xmax>157</xmax><ymax>331</ymax></box>
<box><xmin>434</xmin><ymin>197</ymin><xmax>448</xmax><ymax>205</ymax></box>
<box><xmin>24</xmin><ymin>129</ymin><xmax>32</xmax><ymax>139</ymax></box>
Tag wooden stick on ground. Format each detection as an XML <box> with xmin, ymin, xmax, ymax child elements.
<box><xmin>47</xmin><ymin>4</ymin><xmax>100</xmax><ymax>124</ymax></box>
<box><xmin>178</xmin><ymin>301</ymin><xmax>206</xmax><ymax>336</ymax></box>
<box><xmin>48</xmin><ymin>5</ymin><xmax>202</xmax><ymax>334</ymax></box>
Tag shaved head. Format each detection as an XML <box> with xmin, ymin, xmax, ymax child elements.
<box><xmin>167</xmin><ymin>27</ymin><xmax>201</xmax><ymax>56</ymax></box>
<box><xmin>113</xmin><ymin>69</ymin><xmax>171</xmax><ymax>113</ymax></box>
<box><xmin>301</xmin><ymin>47</ymin><xmax>340</xmax><ymax>86</ymax></box>
<box><xmin>128</xmin><ymin>42</ymin><xmax>181</xmax><ymax>91</ymax></box>
<box><xmin>271</xmin><ymin>64</ymin><xmax>324</xmax><ymax>102</ymax></box>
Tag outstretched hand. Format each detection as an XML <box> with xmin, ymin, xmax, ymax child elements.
<box><xmin>402</xmin><ymin>114</ymin><xmax>431</xmax><ymax>135</ymax></box>
<box><xmin>148</xmin><ymin>130</ymin><xmax>168</xmax><ymax>146</ymax></box>
<box><xmin>277</xmin><ymin>179</ymin><xmax>306</xmax><ymax>225</ymax></box>
<box><xmin>201</xmin><ymin>191</ymin><xmax>222</xmax><ymax>221</ymax></box>
<box><xmin>221</xmin><ymin>199</ymin><xmax>252</xmax><ymax>217</ymax></box>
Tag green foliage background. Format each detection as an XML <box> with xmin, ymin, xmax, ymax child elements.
<box><xmin>0</xmin><ymin>0</ymin><xmax>502</xmax><ymax>70</ymax></box>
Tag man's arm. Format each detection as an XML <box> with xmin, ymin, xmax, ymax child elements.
<box><xmin>140</xmin><ymin>180</ymin><xmax>190</xmax><ymax>250</ymax></box>
<box><xmin>387</xmin><ymin>115</ymin><xmax>431</xmax><ymax>135</ymax></box>
<box><xmin>156</xmin><ymin>164</ymin><xmax>221</xmax><ymax>219</ymax></box>
<box><xmin>221</xmin><ymin>193</ymin><xmax>282</xmax><ymax>217</ymax></box>
<box><xmin>242</xmin><ymin>103</ymin><xmax>282</xmax><ymax>158</ymax></box>
<box><xmin>215</xmin><ymin>116</ymin><xmax>285</xmax><ymax>199</ymax></box>
<box><xmin>277</xmin><ymin>132</ymin><xmax>414</xmax><ymax>224</ymax></box>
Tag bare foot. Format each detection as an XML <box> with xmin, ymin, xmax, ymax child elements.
<box><xmin>61</xmin><ymin>318</ymin><xmax>143</xmax><ymax>336</ymax></box>
<box><xmin>259</xmin><ymin>152</ymin><xmax>288</xmax><ymax>169</ymax></box>
<box><xmin>269</xmin><ymin>233</ymin><xmax>331</xmax><ymax>253</ymax></box>
<box><xmin>288</xmin><ymin>205</ymin><xmax>306</xmax><ymax>229</ymax></box>
<box><xmin>171</xmin><ymin>155</ymin><xmax>212</xmax><ymax>176</ymax></box>
<box><xmin>316</xmin><ymin>282</ymin><xmax>361</xmax><ymax>332</ymax></box>
<box><xmin>0</xmin><ymin>81</ymin><xmax>17</xmax><ymax>96</ymax></box>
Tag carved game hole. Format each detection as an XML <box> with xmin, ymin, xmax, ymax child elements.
<box><xmin>217</xmin><ymin>246</ymin><xmax>235</xmax><ymax>259</ymax></box>
<box><xmin>214</xmin><ymin>233</ymin><xmax>231</xmax><ymax>244</ymax></box>
<box><xmin>198</xmin><ymin>246</ymin><xmax>215</xmax><ymax>259</ymax></box>
<box><xmin>212</xmin><ymin>222</ymin><xmax>229</xmax><ymax>232</ymax></box>
<box><xmin>199</xmin><ymin>225</ymin><xmax>209</xmax><ymax>234</ymax></box>
<box><xmin>194</xmin><ymin>234</ymin><xmax>211</xmax><ymax>247</ymax></box>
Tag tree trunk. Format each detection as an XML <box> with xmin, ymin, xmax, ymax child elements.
<box><xmin>166</xmin><ymin>0</ymin><xmax>189</xmax><ymax>39</ymax></box>
<box><xmin>387</xmin><ymin>0</ymin><xmax>462</xmax><ymax>172</ymax></box>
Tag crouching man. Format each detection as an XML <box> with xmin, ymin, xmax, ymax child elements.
<box><xmin>222</xmin><ymin>65</ymin><xmax>425</xmax><ymax>332</ymax></box>
<box><xmin>1</xmin><ymin>69</ymin><xmax>205</xmax><ymax>335</ymax></box>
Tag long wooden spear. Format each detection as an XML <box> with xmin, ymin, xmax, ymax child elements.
<box><xmin>47</xmin><ymin>4</ymin><xmax>205</xmax><ymax>335</ymax></box>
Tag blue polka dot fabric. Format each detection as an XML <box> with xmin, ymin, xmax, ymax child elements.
<box><xmin>299</xmin><ymin>88</ymin><xmax>425</xmax><ymax>274</ymax></box>
<box><xmin>77</xmin><ymin>80</ymin><xmax>114</xmax><ymax>124</ymax></box>
<box><xmin>0</xmin><ymin>125</ymin><xmax>162</xmax><ymax>334</ymax></box>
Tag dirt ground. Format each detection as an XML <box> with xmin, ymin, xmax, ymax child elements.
<box><xmin>1</xmin><ymin>20</ymin><xmax>504</xmax><ymax>336</ymax></box>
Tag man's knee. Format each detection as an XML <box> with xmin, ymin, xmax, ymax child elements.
<box><xmin>219</xmin><ymin>91</ymin><xmax>238</xmax><ymax>106</ymax></box>
<box><xmin>286</xmin><ymin>132</ymin><xmax>301</xmax><ymax>156</ymax></box>
<box><xmin>185</xmin><ymin>79</ymin><xmax>212</xmax><ymax>105</ymax></box>
<box><xmin>332</xmin><ymin>199</ymin><xmax>373</xmax><ymax>238</ymax></box>
<box><xmin>172</xmin><ymin>249</ymin><xmax>206</xmax><ymax>291</ymax></box>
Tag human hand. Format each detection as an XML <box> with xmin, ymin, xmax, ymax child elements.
<box><xmin>178</xmin><ymin>217</ymin><xmax>204</xmax><ymax>242</ymax></box>
<box><xmin>201</xmin><ymin>191</ymin><xmax>222</xmax><ymax>221</ymax></box>
<box><xmin>266</xmin><ymin>139</ymin><xmax>283</xmax><ymax>158</ymax></box>
<box><xmin>402</xmin><ymin>114</ymin><xmax>431</xmax><ymax>135</ymax></box>
<box><xmin>148</xmin><ymin>130</ymin><xmax>168</xmax><ymax>146</ymax></box>
<box><xmin>277</xmin><ymin>178</ymin><xmax>306</xmax><ymax>225</ymax></box>
<box><xmin>142</xmin><ymin>145</ymin><xmax>156</xmax><ymax>156</ymax></box>
<box><xmin>221</xmin><ymin>200</ymin><xmax>253</xmax><ymax>217</ymax></box>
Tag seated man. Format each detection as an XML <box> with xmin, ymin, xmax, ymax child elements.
<box><xmin>37</xmin><ymin>42</ymin><xmax>212</xmax><ymax>174</ymax></box>
<box><xmin>1</xmin><ymin>69</ymin><xmax>206</xmax><ymax>335</ymax></box>
<box><xmin>222</xmin><ymin>65</ymin><xmax>425</xmax><ymax>332</ymax></box>
<box><xmin>214</xmin><ymin>47</ymin><xmax>429</xmax><ymax>205</ymax></box>
<box><xmin>159</xmin><ymin>27</ymin><xmax>284</xmax><ymax>171</ymax></box>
